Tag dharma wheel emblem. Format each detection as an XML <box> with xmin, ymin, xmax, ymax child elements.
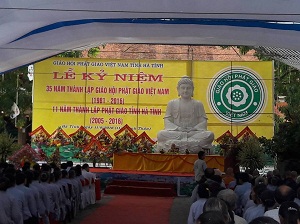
<box><xmin>208</xmin><ymin>67</ymin><xmax>267</xmax><ymax>123</ymax></box>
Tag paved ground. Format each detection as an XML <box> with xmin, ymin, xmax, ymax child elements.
<box><xmin>169</xmin><ymin>196</ymin><xmax>191</xmax><ymax>224</ymax></box>
<box><xmin>71</xmin><ymin>194</ymin><xmax>114</xmax><ymax>224</ymax></box>
<box><xmin>71</xmin><ymin>194</ymin><xmax>191</xmax><ymax>224</ymax></box>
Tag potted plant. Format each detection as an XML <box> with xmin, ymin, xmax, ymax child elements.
<box><xmin>238</xmin><ymin>136</ymin><xmax>266</xmax><ymax>173</ymax></box>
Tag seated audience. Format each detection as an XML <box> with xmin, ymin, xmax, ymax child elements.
<box><xmin>197</xmin><ymin>211</ymin><xmax>226</xmax><ymax>224</ymax></box>
<box><xmin>260</xmin><ymin>190</ymin><xmax>277</xmax><ymax>214</ymax></box>
<box><xmin>278</xmin><ymin>201</ymin><xmax>300</xmax><ymax>224</ymax></box>
<box><xmin>188</xmin><ymin>183</ymin><xmax>210</xmax><ymax>224</ymax></box>
<box><xmin>267</xmin><ymin>176</ymin><xmax>281</xmax><ymax>192</ymax></box>
<box><xmin>191</xmin><ymin>167</ymin><xmax>215</xmax><ymax>202</ymax></box>
<box><xmin>243</xmin><ymin>184</ymin><xmax>267</xmax><ymax>222</ymax></box>
<box><xmin>283</xmin><ymin>171</ymin><xmax>297</xmax><ymax>191</ymax></box>
<box><xmin>264</xmin><ymin>185</ymin><xmax>296</xmax><ymax>222</ymax></box>
<box><xmin>249</xmin><ymin>216</ymin><xmax>279</xmax><ymax>224</ymax></box>
<box><xmin>217</xmin><ymin>189</ymin><xmax>247</xmax><ymax>224</ymax></box>
<box><xmin>294</xmin><ymin>186</ymin><xmax>300</xmax><ymax>206</ymax></box>
<box><xmin>222</xmin><ymin>168</ymin><xmax>235</xmax><ymax>189</ymax></box>
<box><xmin>203</xmin><ymin>197</ymin><xmax>231</xmax><ymax>223</ymax></box>
<box><xmin>234</xmin><ymin>172</ymin><xmax>251</xmax><ymax>216</ymax></box>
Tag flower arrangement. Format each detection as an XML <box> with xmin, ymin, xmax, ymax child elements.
<box><xmin>35</xmin><ymin>147</ymin><xmax>48</xmax><ymax>161</ymax></box>
<box><xmin>110</xmin><ymin>130</ymin><xmax>135</xmax><ymax>153</ymax></box>
<box><xmin>8</xmin><ymin>144</ymin><xmax>45</xmax><ymax>169</ymax></box>
<box><xmin>73</xmin><ymin>150</ymin><xmax>86</xmax><ymax>161</ymax></box>
<box><xmin>70</xmin><ymin>126</ymin><xmax>93</xmax><ymax>149</ymax></box>
<box><xmin>32</xmin><ymin>132</ymin><xmax>50</xmax><ymax>148</ymax></box>
<box><xmin>47</xmin><ymin>147</ymin><xmax>61</xmax><ymax>167</ymax></box>
<box><xmin>30</xmin><ymin>126</ymin><xmax>50</xmax><ymax>148</ymax></box>
<box><xmin>216</xmin><ymin>131</ymin><xmax>237</xmax><ymax>150</ymax></box>
<box><xmin>134</xmin><ymin>132</ymin><xmax>156</xmax><ymax>153</ymax></box>
<box><xmin>97</xmin><ymin>151</ymin><xmax>112</xmax><ymax>165</ymax></box>
<box><xmin>87</xmin><ymin>146</ymin><xmax>101</xmax><ymax>161</ymax></box>
<box><xmin>49</xmin><ymin>127</ymin><xmax>71</xmax><ymax>147</ymax></box>
<box><xmin>84</xmin><ymin>145</ymin><xmax>112</xmax><ymax>167</ymax></box>
<box><xmin>167</xmin><ymin>143</ymin><xmax>180</xmax><ymax>154</ymax></box>
<box><xmin>29</xmin><ymin>124</ymin><xmax>192</xmax><ymax>165</ymax></box>
<box><xmin>95</xmin><ymin>129</ymin><xmax>113</xmax><ymax>147</ymax></box>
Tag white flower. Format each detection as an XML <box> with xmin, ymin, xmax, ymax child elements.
<box><xmin>225</xmin><ymin>85</ymin><xmax>248</xmax><ymax>107</ymax></box>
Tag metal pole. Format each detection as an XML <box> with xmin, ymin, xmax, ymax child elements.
<box><xmin>15</xmin><ymin>73</ymin><xmax>19</xmax><ymax>127</ymax></box>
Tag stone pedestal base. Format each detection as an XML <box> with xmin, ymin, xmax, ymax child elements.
<box><xmin>155</xmin><ymin>140</ymin><xmax>212</xmax><ymax>154</ymax></box>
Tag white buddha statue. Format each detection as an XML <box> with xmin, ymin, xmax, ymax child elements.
<box><xmin>156</xmin><ymin>76</ymin><xmax>214</xmax><ymax>153</ymax></box>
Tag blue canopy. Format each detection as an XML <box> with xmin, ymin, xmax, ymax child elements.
<box><xmin>1</xmin><ymin>0</ymin><xmax>300</xmax><ymax>72</ymax></box>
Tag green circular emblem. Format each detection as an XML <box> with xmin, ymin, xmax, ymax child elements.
<box><xmin>208</xmin><ymin>67</ymin><xmax>267</xmax><ymax>123</ymax></box>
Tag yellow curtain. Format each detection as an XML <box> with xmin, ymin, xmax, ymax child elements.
<box><xmin>113</xmin><ymin>153</ymin><xmax>224</xmax><ymax>173</ymax></box>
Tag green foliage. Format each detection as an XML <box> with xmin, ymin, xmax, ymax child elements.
<box><xmin>273</xmin><ymin>122</ymin><xmax>300</xmax><ymax>160</ymax></box>
<box><xmin>258</xmin><ymin>136</ymin><xmax>278</xmax><ymax>159</ymax></box>
<box><xmin>271</xmin><ymin>64</ymin><xmax>300</xmax><ymax>161</ymax></box>
<box><xmin>222</xmin><ymin>46</ymin><xmax>300</xmax><ymax>163</ymax></box>
<box><xmin>58</xmin><ymin>46</ymin><xmax>104</xmax><ymax>58</ymax></box>
<box><xmin>258</xmin><ymin>115</ymin><xmax>300</xmax><ymax>162</ymax></box>
<box><xmin>0</xmin><ymin>131</ymin><xmax>20</xmax><ymax>162</ymax></box>
<box><xmin>87</xmin><ymin>47</ymin><xmax>101</xmax><ymax>58</ymax></box>
<box><xmin>236</xmin><ymin>46</ymin><xmax>253</xmax><ymax>55</ymax></box>
<box><xmin>238</xmin><ymin>137</ymin><xmax>266</xmax><ymax>172</ymax></box>
<box><xmin>0</xmin><ymin>67</ymin><xmax>32</xmax><ymax>133</ymax></box>
<box><xmin>57</xmin><ymin>51</ymin><xmax>82</xmax><ymax>58</ymax></box>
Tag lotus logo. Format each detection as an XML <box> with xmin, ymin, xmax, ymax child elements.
<box><xmin>208</xmin><ymin>67</ymin><xmax>267</xmax><ymax>123</ymax></box>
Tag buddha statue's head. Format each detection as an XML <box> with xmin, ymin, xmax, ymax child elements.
<box><xmin>177</xmin><ymin>76</ymin><xmax>194</xmax><ymax>97</ymax></box>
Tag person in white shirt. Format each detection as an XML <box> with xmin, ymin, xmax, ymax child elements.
<box><xmin>15</xmin><ymin>172</ymin><xmax>38</xmax><ymax>224</ymax></box>
<box><xmin>243</xmin><ymin>184</ymin><xmax>267</xmax><ymax>223</ymax></box>
<box><xmin>31</xmin><ymin>170</ymin><xmax>50</xmax><ymax>224</ymax></box>
<box><xmin>234</xmin><ymin>172</ymin><xmax>252</xmax><ymax>216</ymax></box>
<box><xmin>5</xmin><ymin>172</ymin><xmax>31</xmax><ymax>224</ymax></box>
<box><xmin>66</xmin><ymin>161</ymin><xmax>73</xmax><ymax>172</ymax></box>
<box><xmin>0</xmin><ymin>176</ymin><xmax>22</xmax><ymax>224</ymax></box>
<box><xmin>25</xmin><ymin>170</ymin><xmax>47</xmax><ymax>223</ymax></box>
<box><xmin>82</xmin><ymin>163</ymin><xmax>96</xmax><ymax>205</ymax></box>
<box><xmin>278</xmin><ymin>201</ymin><xmax>300</xmax><ymax>224</ymax></box>
<box><xmin>39</xmin><ymin>172</ymin><xmax>53</xmax><ymax>224</ymax></box>
<box><xmin>202</xmin><ymin>197</ymin><xmax>231</xmax><ymax>223</ymax></box>
<box><xmin>260</xmin><ymin>189</ymin><xmax>277</xmax><ymax>214</ymax></box>
<box><xmin>264</xmin><ymin>185</ymin><xmax>296</xmax><ymax>223</ymax></box>
<box><xmin>187</xmin><ymin>183</ymin><xmax>210</xmax><ymax>224</ymax></box>
<box><xmin>194</xmin><ymin>151</ymin><xmax>207</xmax><ymax>183</ymax></box>
<box><xmin>293</xmin><ymin>186</ymin><xmax>300</xmax><ymax>206</ymax></box>
<box><xmin>217</xmin><ymin>189</ymin><xmax>247</xmax><ymax>224</ymax></box>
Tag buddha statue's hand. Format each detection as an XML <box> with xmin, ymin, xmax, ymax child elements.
<box><xmin>178</xmin><ymin>127</ymin><xmax>189</xmax><ymax>132</ymax></box>
<box><xmin>188</xmin><ymin>127</ymin><xmax>197</xmax><ymax>131</ymax></box>
<box><xmin>178</xmin><ymin>127</ymin><xmax>194</xmax><ymax>132</ymax></box>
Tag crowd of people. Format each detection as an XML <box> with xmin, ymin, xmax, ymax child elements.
<box><xmin>0</xmin><ymin>161</ymin><xmax>97</xmax><ymax>224</ymax></box>
<box><xmin>2</xmin><ymin>151</ymin><xmax>300</xmax><ymax>224</ymax></box>
<box><xmin>190</xmin><ymin>151</ymin><xmax>300</xmax><ymax>224</ymax></box>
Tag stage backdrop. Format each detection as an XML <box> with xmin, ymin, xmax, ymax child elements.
<box><xmin>33</xmin><ymin>58</ymin><xmax>274</xmax><ymax>141</ymax></box>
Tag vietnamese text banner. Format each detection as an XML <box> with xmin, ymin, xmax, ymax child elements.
<box><xmin>33</xmin><ymin>58</ymin><xmax>274</xmax><ymax>140</ymax></box>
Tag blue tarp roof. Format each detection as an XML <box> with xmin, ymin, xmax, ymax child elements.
<box><xmin>1</xmin><ymin>0</ymin><xmax>300</xmax><ymax>72</ymax></box>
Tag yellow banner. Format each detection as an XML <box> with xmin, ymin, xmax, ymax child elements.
<box><xmin>33</xmin><ymin>58</ymin><xmax>273</xmax><ymax>140</ymax></box>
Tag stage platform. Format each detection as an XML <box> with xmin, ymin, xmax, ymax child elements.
<box><xmin>90</xmin><ymin>153</ymin><xmax>224</xmax><ymax>196</ymax></box>
<box><xmin>90</xmin><ymin>167</ymin><xmax>195</xmax><ymax>196</ymax></box>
